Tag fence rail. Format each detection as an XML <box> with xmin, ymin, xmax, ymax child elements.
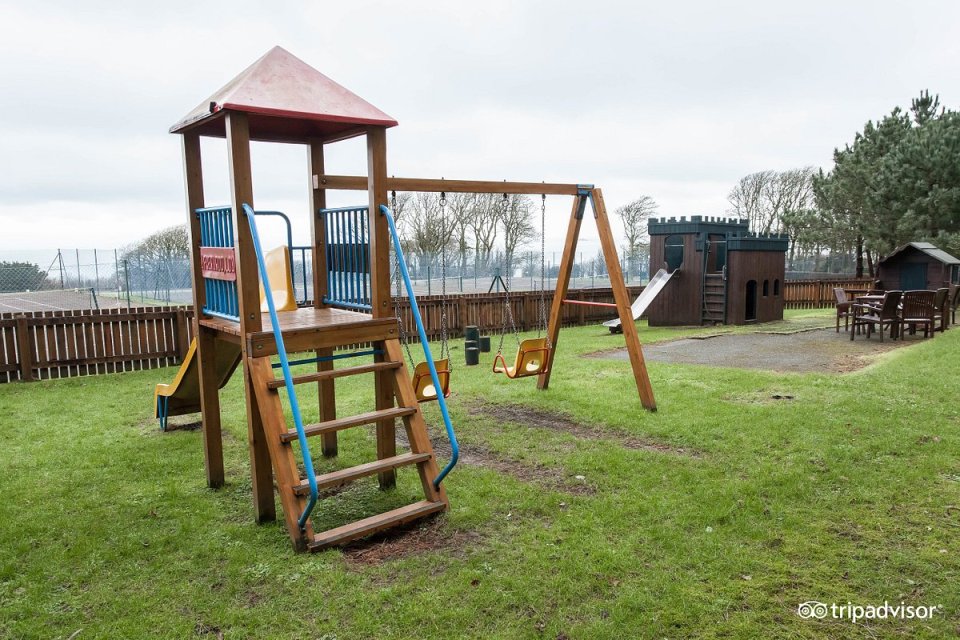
<box><xmin>1</xmin><ymin>306</ymin><xmax>194</xmax><ymax>383</ymax></box>
<box><xmin>783</xmin><ymin>278</ymin><xmax>875</xmax><ymax>308</ymax></box>
<box><xmin>1</xmin><ymin>278</ymin><xmax>866</xmax><ymax>383</ymax></box>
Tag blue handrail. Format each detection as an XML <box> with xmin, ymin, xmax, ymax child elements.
<box><xmin>379</xmin><ymin>204</ymin><xmax>459</xmax><ymax>489</ymax></box>
<box><xmin>242</xmin><ymin>203</ymin><xmax>318</xmax><ymax>531</ymax></box>
<box><xmin>252</xmin><ymin>210</ymin><xmax>295</xmax><ymax>277</ymax></box>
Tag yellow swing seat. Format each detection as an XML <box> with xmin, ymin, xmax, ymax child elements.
<box><xmin>492</xmin><ymin>337</ymin><xmax>550</xmax><ymax>379</ymax></box>
<box><xmin>412</xmin><ymin>359</ymin><xmax>451</xmax><ymax>402</ymax></box>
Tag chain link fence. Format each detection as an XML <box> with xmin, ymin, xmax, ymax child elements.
<box><xmin>1</xmin><ymin>247</ymin><xmax>650</xmax><ymax>313</ymax></box>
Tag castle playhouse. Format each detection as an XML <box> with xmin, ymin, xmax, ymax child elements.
<box><xmin>644</xmin><ymin>216</ymin><xmax>788</xmax><ymax>325</ymax></box>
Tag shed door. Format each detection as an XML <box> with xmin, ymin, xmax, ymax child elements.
<box><xmin>900</xmin><ymin>263</ymin><xmax>927</xmax><ymax>290</ymax></box>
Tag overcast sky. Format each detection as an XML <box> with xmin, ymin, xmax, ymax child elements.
<box><xmin>2</xmin><ymin>0</ymin><xmax>959</xmax><ymax>258</ymax></box>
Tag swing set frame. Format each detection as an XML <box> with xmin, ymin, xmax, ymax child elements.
<box><xmin>322</xmin><ymin>174</ymin><xmax>657</xmax><ymax>412</ymax></box>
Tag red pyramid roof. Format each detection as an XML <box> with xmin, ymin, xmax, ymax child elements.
<box><xmin>170</xmin><ymin>46</ymin><xmax>397</xmax><ymax>142</ymax></box>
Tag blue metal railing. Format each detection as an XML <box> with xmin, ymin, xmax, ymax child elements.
<box><xmin>380</xmin><ymin>204</ymin><xmax>459</xmax><ymax>489</ymax></box>
<box><xmin>254</xmin><ymin>210</ymin><xmax>296</xmax><ymax>278</ymax></box>
<box><xmin>242</xmin><ymin>203</ymin><xmax>318</xmax><ymax>531</ymax></box>
<box><xmin>321</xmin><ymin>206</ymin><xmax>371</xmax><ymax>311</ymax></box>
<box><xmin>197</xmin><ymin>206</ymin><xmax>240</xmax><ymax>322</ymax></box>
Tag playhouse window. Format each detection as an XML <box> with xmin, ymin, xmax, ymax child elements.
<box><xmin>664</xmin><ymin>235</ymin><xmax>684</xmax><ymax>271</ymax></box>
<box><xmin>774</xmin><ymin>279</ymin><xmax>780</xmax><ymax>296</ymax></box>
<box><xmin>762</xmin><ymin>280</ymin><xmax>769</xmax><ymax>297</ymax></box>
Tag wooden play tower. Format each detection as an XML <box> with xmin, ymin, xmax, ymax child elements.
<box><xmin>169</xmin><ymin>47</ymin><xmax>655</xmax><ymax>552</ymax></box>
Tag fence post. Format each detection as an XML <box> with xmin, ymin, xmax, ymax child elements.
<box><xmin>15</xmin><ymin>315</ymin><xmax>34</xmax><ymax>382</ymax></box>
<box><xmin>175</xmin><ymin>307</ymin><xmax>190</xmax><ymax>361</ymax></box>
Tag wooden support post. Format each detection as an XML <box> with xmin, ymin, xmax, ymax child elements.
<box><xmin>15</xmin><ymin>315</ymin><xmax>34</xmax><ymax>382</ymax></box>
<box><xmin>538</xmin><ymin>195</ymin><xmax>586</xmax><ymax>390</ymax></box>
<box><xmin>309</xmin><ymin>140</ymin><xmax>338</xmax><ymax>457</ymax></box>
<box><xmin>591</xmin><ymin>188</ymin><xmax>657</xmax><ymax>411</ymax></box>
<box><xmin>182</xmin><ymin>132</ymin><xmax>225</xmax><ymax>487</ymax></box>
<box><xmin>367</xmin><ymin>127</ymin><xmax>396</xmax><ymax>489</ymax></box>
<box><xmin>174</xmin><ymin>307</ymin><xmax>189</xmax><ymax>360</ymax></box>
<box><xmin>197</xmin><ymin>327</ymin><xmax>224</xmax><ymax>487</ymax></box>
<box><xmin>227</xmin><ymin>112</ymin><xmax>275</xmax><ymax>519</ymax></box>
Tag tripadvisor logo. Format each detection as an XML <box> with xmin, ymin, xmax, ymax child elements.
<box><xmin>797</xmin><ymin>601</ymin><xmax>940</xmax><ymax>623</ymax></box>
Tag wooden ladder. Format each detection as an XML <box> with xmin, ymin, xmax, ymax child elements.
<box><xmin>701</xmin><ymin>273</ymin><xmax>726</xmax><ymax>325</ymax></box>
<box><xmin>247</xmin><ymin>338</ymin><xmax>448</xmax><ymax>552</ymax></box>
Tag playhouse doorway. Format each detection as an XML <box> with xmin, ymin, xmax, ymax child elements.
<box><xmin>745</xmin><ymin>280</ymin><xmax>757</xmax><ymax>322</ymax></box>
<box><xmin>706</xmin><ymin>234</ymin><xmax>726</xmax><ymax>273</ymax></box>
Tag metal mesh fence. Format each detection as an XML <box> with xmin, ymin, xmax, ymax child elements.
<box><xmin>0</xmin><ymin>247</ymin><xmax>648</xmax><ymax>313</ymax></box>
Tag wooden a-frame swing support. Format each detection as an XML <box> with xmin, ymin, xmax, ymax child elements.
<box><xmin>322</xmin><ymin>174</ymin><xmax>657</xmax><ymax>411</ymax></box>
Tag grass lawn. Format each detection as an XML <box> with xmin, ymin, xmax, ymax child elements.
<box><xmin>2</xmin><ymin>309</ymin><xmax>959</xmax><ymax>639</ymax></box>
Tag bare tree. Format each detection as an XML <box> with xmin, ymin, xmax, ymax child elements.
<box><xmin>615</xmin><ymin>196</ymin><xmax>658</xmax><ymax>280</ymax></box>
<box><xmin>470</xmin><ymin>193</ymin><xmax>501</xmax><ymax>269</ymax></box>
<box><xmin>446</xmin><ymin>192</ymin><xmax>476</xmax><ymax>275</ymax></box>
<box><xmin>389</xmin><ymin>191</ymin><xmax>413</xmax><ymax>227</ymax></box>
<box><xmin>403</xmin><ymin>193</ymin><xmax>454</xmax><ymax>262</ymax></box>
<box><xmin>500</xmin><ymin>194</ymin><xmax>537</xmax><ymax>269</ymax></box>
<box><xmin>727</xmin><ymin>168</ymin><xmax>815</xmax><ymax>234</ymax></box>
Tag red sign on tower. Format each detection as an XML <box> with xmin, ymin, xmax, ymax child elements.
<box><xmin>199</xmin><ymin>247</ymin><xmax>237</xmax><ymax>281</ymax></box>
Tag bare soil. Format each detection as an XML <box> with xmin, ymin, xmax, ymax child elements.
<box><xmin>468</xmin><ymin>403</ymin><xmax>700</xmax><ymax>457</ymax></box>
<box><xmin>397</xmin><ymin>428</ymin><xmax>596</xmax><ymax>495</ymax></box>
<box><xmin>341</xmin><ymin>516</ymin><xmax>481</xmax><ymax>566</ymax></box>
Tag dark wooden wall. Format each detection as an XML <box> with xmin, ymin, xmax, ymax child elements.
<box><xmin>726</xmin><ymin>251</ymin><xmax>786</xmax><ymax>324</ymax></box>
<box><xmin>646</xmin><ymin>233</ymin><xmax>702</xmax><ymax>325</ymax></box>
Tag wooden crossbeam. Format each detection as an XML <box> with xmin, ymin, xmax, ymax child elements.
<box><xmin>315</xmin><ymin>174</ymin><xmax>585</xmax><ymax>196</ymax></box>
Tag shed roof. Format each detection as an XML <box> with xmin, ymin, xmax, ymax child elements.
<box><xmin>169</xmin><ymin>46</ymin><xmax>397</xmax><ymax>142</ymax></box>
<box><xmin>881</xmin><ymin>242</ymin><xmax>960</xmax><ymax>266</ymax></box>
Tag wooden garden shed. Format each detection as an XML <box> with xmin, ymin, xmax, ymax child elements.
<box><xmin>877</xmin><ymin>242</ymin><xmax>960</xmax><ymax>291</ymax></box>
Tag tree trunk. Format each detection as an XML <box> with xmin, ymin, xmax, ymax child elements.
<box><xmin>855</xmin><ymin>234</ymin><xmax>864</xmax><ymax>279</ymax></box>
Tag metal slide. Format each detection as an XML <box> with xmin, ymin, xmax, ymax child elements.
<box><xmin>603</xmin><ymin>268</ymin><xmax>676</xmax><ymax>332</ymax></box>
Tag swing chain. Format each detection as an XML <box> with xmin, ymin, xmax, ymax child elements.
<box><xmin>496</xmin><ymin>193</ymin><xmax>522</xmax><ymax>353</ymax></box>
<box><xmin>439</xmin><ymin>192</ymin><xmax>451</xmax><ymax>367</ymax></box>
<box><xmin>391</xmin><ymin>190</ymin><xmax>416</xmax><ymax>366</ymax></box>
<box><xmin>538</xmin><ymin>193</ymin><xmax>550</xmax><ymax>346</ymax></box>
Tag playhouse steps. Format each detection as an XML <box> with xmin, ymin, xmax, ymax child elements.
<box><xmin>292</xmin><ymin>452</ymin><xmax>432</xmax><ymax>496</ymax></box>
<box><xmin>248</xmin><ymin>338</ymin><xmax>449</xmax><ymax>551</ymax></box>
<box><xmin>307</xmin><ymin>500</ymin><xmax>447</xmax><ymax>551</ymax></box>
<box><xmin>701</xmin><ymin>274</ymin><xmax>727</xmax><ymax>324</ymax></box>
<box><xmin>279</xmin><ymin>407</ymin><xmax>417</xmax><ymax>443</ymax></box>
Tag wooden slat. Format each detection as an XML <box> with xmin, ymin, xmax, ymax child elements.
<box><xmin>308</xmin><ymin>499</ymin><xmax>445</xmax><ymax>551</ymax></box>
<box><xmin>266</xmin><ymin>360</ymin><xmax>401</xmax><ymax>389</ymax></box>
<box><xmin>317</xmin><ymin>174</ymin><xmax>583</xmax><ymax>196</ymax></box>
<box><xmin>292</xmin><ymin>452</ymin><xmax>431</xmax><ymax>496</ymax></box>
<box><xmin>279</xmin><ymin>407</ymin><xmax>416</xmax><ymax>443</ymax></box>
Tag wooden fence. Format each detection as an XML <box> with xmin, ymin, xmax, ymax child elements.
<box><xmin>782</xmin><ymin>278</ymin><xmax>875</xmax><ymax>308</ymax></box>
<box><xmin>0</xmin><ymin>279</ymin><xmax>866</xmax><ymax>383</ymax></box>
<box><xmin>0</xmin><ymin>306</ymin><xmax>194</xmax><ymax>383</ymax></box>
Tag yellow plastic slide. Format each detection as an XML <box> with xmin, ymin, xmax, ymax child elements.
<box><xmin>155</xmin><ymin>246</ymin><xmax>297</xmax><ymax>428</ymax></box>
<box><xmin>154</xmin><ymin>338</ymin><xmax>242</xmax><ymax>428</ymax></box>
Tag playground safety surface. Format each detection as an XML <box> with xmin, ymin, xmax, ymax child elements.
<box><xmin>595</xmin><ymin>327</ymin><xmax>912</xmax><ymax>373</ymax></box>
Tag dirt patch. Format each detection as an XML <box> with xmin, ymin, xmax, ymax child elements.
<box><xmin>341</xmin><ymin>516</ymin><xmax>481</xmax><ymax>566</ymax></box>
<box><xmin>468</xmin><ymin>403</ymin><xmax>700</xmax><ymax>458</ymax></box>
<box><xmin>165</xmin><ymin>420</ymin><xmax>202</xmax><ymax>432</ymax></box>
<box><xmin>592</xmin><ymin>328</ymin><xmax>914</xmax><ymax>373</ymax></box>
<box><xmin>397</xmin><ymin>429</ymin><xmax>596</xmax><ymax>495</ymax></box>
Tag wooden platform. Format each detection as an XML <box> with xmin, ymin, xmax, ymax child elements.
<box><xmin>198</xmin><ymin>307</ymin><xmax>398</xmax><ymax>356</ymax></box>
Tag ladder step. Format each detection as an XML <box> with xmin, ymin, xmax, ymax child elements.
<box><xmin>308</xmin><ymin>500</ymin><xmax>447</xmax><ymax>551</ymax></box>
<box><xmin>293</xmin><ymin>452</ymin><xmax>432</xmax><ymax>496</ymax></box>
<box><xmin>267</xmin><ymin>360</ymin><xmax>402</xmax><ymax>389</ymax></box>
<box><xmin>280</xmin><ymin>407</ymin><xmax>417</xmax><ymax>443</ymax></box>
